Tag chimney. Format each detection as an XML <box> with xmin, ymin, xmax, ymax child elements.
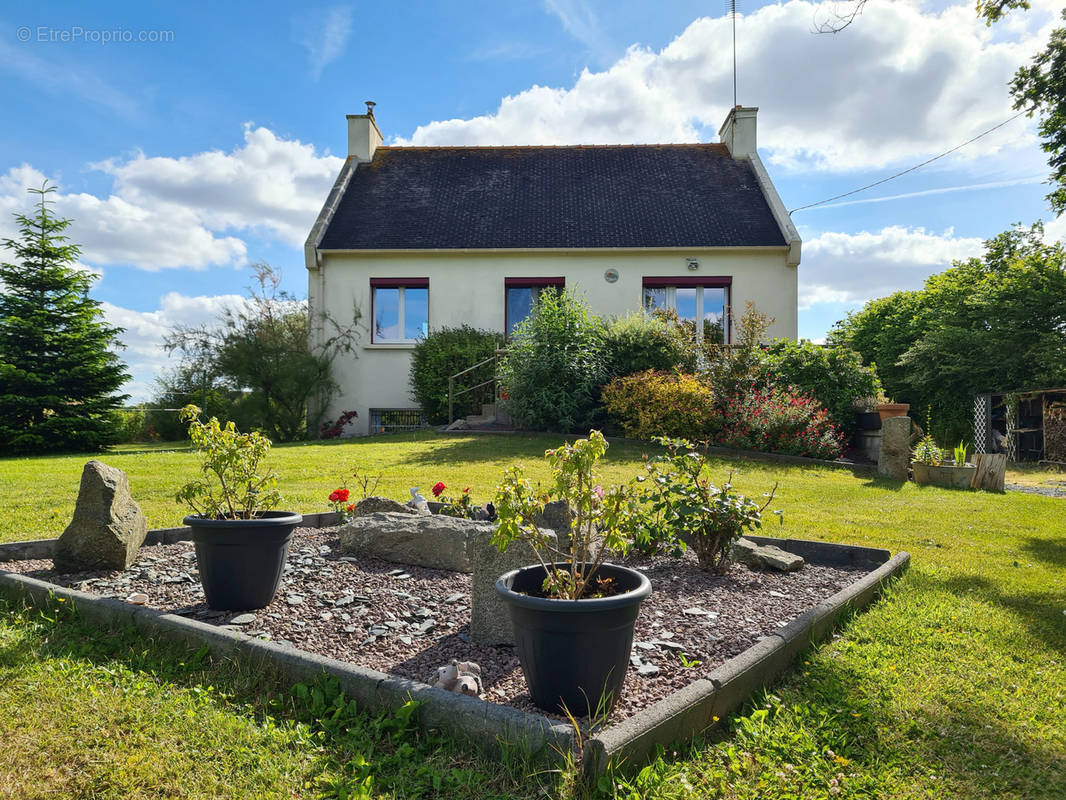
<box><xmin>347</xmin><ymin>100</ymin><xmax>382</xmax><ymax>162</ymax></box>
<box><xmin>718</xmin><ymin>105</ymin><xmax>758</xmax><ymax>158</ymax></box>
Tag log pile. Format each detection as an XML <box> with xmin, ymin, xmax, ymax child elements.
<box><xmin>1044</xmin><ymin>400</ymin><xmax>1066</xmax><ymax>463</ymax></box>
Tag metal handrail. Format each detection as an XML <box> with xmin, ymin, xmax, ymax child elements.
<box><xmin>448</xmin><ymin>348</ymin><xmax>508</xmax><ymax>424</ymax></box>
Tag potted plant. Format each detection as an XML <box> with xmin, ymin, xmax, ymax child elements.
<box><xmin>911</xmin><ymin>434</ymin><xmax>976</xmax><ymax>489</ymax></box>
<box><xmin>492</xmin><ymin>430</ymin><xmax>650</xmax><ymax>716</ymax></box>
<box><xmin>853</xmin><ymin>395</ymin><xmax>883</xmax><ymax>431</ymax></box>
<box><xmin>176</xmin><ymin>405</ymin><xmax>302</xmax><ymax>610</ymax></box>
<box><xmin>876</xmin><ymin>395</ymin><xmax>910</xmax><ymax>422</ymax></box>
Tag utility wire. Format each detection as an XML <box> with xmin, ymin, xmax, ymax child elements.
<box><xmin>788</xmin><ymin>110</ymin><xmax>1028</xmax><ymax>215</ymax></box>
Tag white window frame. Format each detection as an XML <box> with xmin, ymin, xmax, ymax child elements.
<box><xmin>371</xmin><ymin>280</ymin><xmax>429</xmax><ymax>344</ymax></box>
<box><xmin>642</xmin><ymin>282</ymin><xmax>730</xmax><ymax>345</ymax></box>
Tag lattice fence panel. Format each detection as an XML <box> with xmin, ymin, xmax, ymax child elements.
<box><xmin>974</xmin><ymin>394</ymin><xmax>991</xmax><ymax>454</ymax></box>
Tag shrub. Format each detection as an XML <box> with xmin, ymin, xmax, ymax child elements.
<box><xmin>499</xmin><ymin>290</ymin><xmax>607</xmax><ymax>432</ymax></box>
<box><xmin>409</xmin><ymin>326</ymin><xmax>501</xmax><ymax>424</ymax></box>
<box><xmin>601</xmin><ymin>370</ymin><xmax>719</xmax><ymax>440</ymax></box>
<box><xmin>757</xmin><ymin>340</ymin><xmax>882</xmax><ymax>434</ymax></box>
<box><xmin>635</xmin><ymin>437</ymin><xmax>778</xmax><ymax>572</ymax></box>
<box><xmin>718</xmin><ymin>386</ymin><xmax>845</xmax><ymax>460</ymax></box>
<box><xmin>601</xmin><ymin>313</ymin><xmax>687</xmax><ymax>378</ymax></box>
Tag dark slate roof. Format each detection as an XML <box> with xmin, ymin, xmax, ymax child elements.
<box><xmin>317</xmin><ymin>144</ymin><xmax>786</xmax><ymax>251</ymax></box>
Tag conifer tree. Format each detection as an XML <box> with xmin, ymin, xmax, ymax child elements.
<box><xmin>0</xmin><ymin>183</ymin><xmax>129</xmax><ymax>453</ymax></box>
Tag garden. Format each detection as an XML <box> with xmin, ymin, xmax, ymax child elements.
<box><xmin>1</xmin><ymin>424</ymin><xmax>1064</xmax><ymax>799</ymax></box>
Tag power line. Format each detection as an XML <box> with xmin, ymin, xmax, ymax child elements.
<box><xmin>788</xmin><ymin>110</ymin><xmax>1029</xmax><ymax>215</ymax></box>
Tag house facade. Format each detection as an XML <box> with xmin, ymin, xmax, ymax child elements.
<box><xmin>306</xmin><ymin>105</ymin><xmax>800</xmax><ymax>436</ymax></box>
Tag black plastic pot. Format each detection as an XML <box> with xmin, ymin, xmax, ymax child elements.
<box><xmin>184</xmin><ymin>511</ymin><xmax>302</xmax><ymax>611</ymax></box>
<box><xmin>855</xmin><ymin>411</ymin><xmax>882</xmax><ymax>431</ymax></box>
<box><xmin>496</xmin><ymin>562</ymin><xmax>652</xmax><ymax>715</ymax></box>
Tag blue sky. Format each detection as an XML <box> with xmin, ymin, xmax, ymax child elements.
<box><xmin>0</xmin><ymin>0</ymin><xmax>1062</xmax><ymax>400</ymax></box>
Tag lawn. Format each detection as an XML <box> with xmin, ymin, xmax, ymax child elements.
<box><xmin>1</xmin><ymin>432</ymin><xmax>1064</xmax><ymax>799</ymax></box>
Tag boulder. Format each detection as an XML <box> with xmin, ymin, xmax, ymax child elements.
<box><xmin>731</xmin><ymin>537</ymin><xmax>805</xmax><ymax>572</ymax></box>
<box><xmin>53</xmin><ymin>461</ymin><xmax>148</xmax><ymax>573</ymax></box>
<box><xmin>338</xmin><ymin>512</ymin><xmax>495</xmax><ymax>572</ymax></box>
<box><xmin>352</xmin><ymin>496</ymin><xmax>415</xmax><ymax>517</ymax></box>
<box><xmin>532</xmin><ymin>500</ymin><xmax>573</xmax><ymax>548</ymax></box>
<box><xmin>469</xmin><ymin>527</ymin><xmax>557</xmax><ymax>646</ymax></box>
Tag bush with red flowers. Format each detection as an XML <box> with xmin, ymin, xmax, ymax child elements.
<box><xmin>718</xmin><ymin>386</ymin><xmax>845</xmax><ymax>460</ymax></box>
<box><xmin>320</xmin><ymin>410</ymin><xmax>358</xmax><ymax>439</ymax></box>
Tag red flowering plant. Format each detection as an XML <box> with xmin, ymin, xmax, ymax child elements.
<box><xmin>320</xmin><ymin>410</ymin><xmax>358</xmax><ymax>439</ymax></box>
<box><xmin>432</xmin><ymin>481</ymin><xmax>479</xmax><ymax>519</ymax></box>
<box><xmin>328</xmin><ymin>487</ymin><xmax>354</xmax><ymax>521</ymax></box>
<box><xmin>718</xmin><ymin>386</ymin><xmax>845</xmax><ymax>461</ymax></box>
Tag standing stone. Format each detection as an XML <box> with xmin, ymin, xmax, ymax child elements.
<box><xmin>878</xmin><ymin>416</ymin><xmax>921</xmax><ymax>481</ymax></box>
<box><xmin>53</xmin><ymin>461</ymin><xmax>148</xmax><ymax>573</ymax></box>
<box><xmin>532</xmin><ymin>500</ymin><xmax>574</xmax><ymax>549</ymax></box>
<box><xmin>338</xmin><ymin>512</ymin><xmax>494</xmax><ymax>572</ymax></box>
<box><xmin>469</xmin><ymin>527</ymin><xmax>557</xmax><ymax>646</ymax></box>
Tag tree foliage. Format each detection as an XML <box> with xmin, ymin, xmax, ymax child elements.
<box><xmin>829</xmin><ymin>224</ymin><xmax>1066</xmax><ymax>442</ymax></box>
<box><xmin>163</xmin><ymin>263</ymin><xmax>361</xmax><ymax>442</ymax></box>
<box><xmin>0</xmin><ymin>183</ymin><xmax>129</xmax><ymax>454</ymax></box>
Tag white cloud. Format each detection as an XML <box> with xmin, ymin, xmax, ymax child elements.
<box><xmin>0</xmin><ymin>124</ymin><xmax>342</xmax><ymax>272</ymax></box>
<box><xmin>398</xmin><ymin>1</ymin><xmax>1047</xmax><ymax>172</ymax></box>
<box><xmin>799</xmin><ymin>225</ymin><xmax>985</xmax><ymax>308</ymax></box>
<box><xmin>297</xmin><ymin>6</ymin><xmax>353</xmax><ymax>80</ymax></box>
<box><xmin>544</xmin><ymin>0</ymin><xmax>615</xmax><ymax>64</ymax></box>
<box><xmin>102</xmin><ymin>293</ymin><xmax>247</xmax><ymax>402</ymax></box>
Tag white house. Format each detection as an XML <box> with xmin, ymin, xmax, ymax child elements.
<box><xmin>306</xmin><ymin>104</ymin><xmax>800</xmax><ymax>435</ymax></box>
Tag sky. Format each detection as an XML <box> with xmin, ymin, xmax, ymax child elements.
<box><xmin>1</xmin><ymin>0</ymin><xmax>1063</xmax><ymax>401</ymax></box>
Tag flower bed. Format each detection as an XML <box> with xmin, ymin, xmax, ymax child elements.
<box><xmin>3</xmin><ymin>524</ymin><xmax>871</xmax><ymax>724</ymax></box>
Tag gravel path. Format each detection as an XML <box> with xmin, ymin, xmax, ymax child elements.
<box><xmin>1006</xmin><ymin>481</ymin><xmax>1066</xmax><ymax>498</ymax></box>
<box><xmin>2</xmin><ymin>526</ymin><xmax>868</xmax><ymax>724</ymax></box>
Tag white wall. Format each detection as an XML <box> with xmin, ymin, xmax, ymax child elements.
<box><xmin>312</xmin><ymin>248</ymin><xmax>797</xmax><ymax>434</ymax></box>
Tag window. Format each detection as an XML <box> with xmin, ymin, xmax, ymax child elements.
<box><xmin>504</xmin><ymin>277</ymin><xmax>565</xmax><ymax>336</ymax></box>
<box><xmin>642</xmin><ymin>277</ymin><xmax>730</xmax><ymax>344</ymax></box>
<box><xmin>371</xmin><ymin>278</ymin><xmax>429</xmax><ymax>343</ymax></box>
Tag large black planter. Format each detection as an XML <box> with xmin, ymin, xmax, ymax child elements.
<box><xmin>184</xmin><ymin>511</ymin><xmax>302</xmax><ymax>611</ymax></box>
<box><xmin>496</xmin><ymin>562</ymin><xmax>651</xmax><ymax>716</ymax></box>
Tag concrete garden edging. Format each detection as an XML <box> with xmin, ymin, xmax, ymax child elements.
<box><xmin>0</xmin><ymin>522</ymin><xmax>908</xmax><ymax>776</ymax></box>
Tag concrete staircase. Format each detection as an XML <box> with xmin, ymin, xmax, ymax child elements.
<box><xmin>444</xmin><ymin>402</ymin><xmax>513</xmax><ymax>432</ymax></box>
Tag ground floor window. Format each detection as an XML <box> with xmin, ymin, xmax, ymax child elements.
<box><xmin>504</xmin><ymin>277</ymin><xmax>565</xmax><ymax>336</ymax></box>
<box><xmin>371</xmin><ymin>278</ymin><xmax>429</xmax><ymax>343</ymax></box>
<box><xmin>642</xmin><ymin>277</ymin><xmax>730</xmax><ymax>344</ymax></box>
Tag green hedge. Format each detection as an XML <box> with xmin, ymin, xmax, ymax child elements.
<box><xmin>409</xmin><ymin>326</ymin><xmax>501</xmax><ymax>424</ymax></box>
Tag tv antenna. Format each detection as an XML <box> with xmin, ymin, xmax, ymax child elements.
<box><xmin>728</xmin><ymin>0</ymin><xmax>738</xmax><ymax>110</ymax></box>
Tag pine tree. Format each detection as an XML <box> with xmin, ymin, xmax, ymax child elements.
<box><xmin>0</xmin><ymin>183</ymin><xmax>130</xmax><ymax>453</ymax></box>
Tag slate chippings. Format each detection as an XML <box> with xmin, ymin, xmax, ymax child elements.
<box><xmin>2</xmin><ymin>526</ymin><xmax>869</xmax><ymax>723</ymax></box>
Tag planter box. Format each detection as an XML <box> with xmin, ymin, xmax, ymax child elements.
<box><xmin>912</xmin><ymin>461</ymin><xmax>976</xmax><ymax>489</ymax></box>
<box><xmin>855</xmin><ymin>411</ymin><xmax>882</xmax><ymax>431</ymax></box>
<box><xmin>876</xmin><ymin>403</ymin><xmax>910</xmax><ymax>422</ymax></box>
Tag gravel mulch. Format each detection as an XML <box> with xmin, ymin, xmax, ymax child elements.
<box><xmin>1006</xmin><ymin>481</ymin><xmax>1066</xmax><ymax>498</ymax></box>
<box><xmin>2</xmin><ymin>526</ymin><xmax>869</xmax><ymax>724</ymax></box>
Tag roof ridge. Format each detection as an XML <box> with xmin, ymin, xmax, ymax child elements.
<box><xmin>376</xmin><ymin>142</ymin><xmax>727</xmax><ymax>151</ymax></box>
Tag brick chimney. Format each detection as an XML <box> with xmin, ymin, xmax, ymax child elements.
<box><xmin>347</xmin><ymin>100</ymin><xmax>382</xmax><ymax>162</ymax></box>
<box><xmin>718</xmin><ymin>106</ymin><xmax>758</xmax><ymax>158</ymax></box>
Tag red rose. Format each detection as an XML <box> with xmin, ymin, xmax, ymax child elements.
<box><xmin>432</xmin><ymin>481</ymin><xmax>446</xmax><ymax>497</ymax></box>
<box><xmin>329</xmin><ymin>488</ymin><xmax>350</xmax><ymax>503</ymax></box>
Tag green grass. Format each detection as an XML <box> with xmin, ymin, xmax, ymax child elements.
<box><xmin>1</xmin><ymin>433</ymin><xmax>1065</xmax><ymax>798</ymax></box>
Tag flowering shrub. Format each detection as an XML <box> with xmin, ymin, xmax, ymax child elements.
<box><xmin>320</xmin><ymin>410</ymin><xmax>358</xmax><ymax>439</ymax></box>
<box><xmin>718</xmin><ymin>387</ymin><xmax>845</xmax><ymax>460</ymax></box>
<box><xmin>431</xmin><ymin>481</ymin><xmax>446</xmax><ymax>497</ymax></box>
<box><xmin>601</xmin><ymin>370</ymin><xmax>720</xmax><ymax>440</ymax></box>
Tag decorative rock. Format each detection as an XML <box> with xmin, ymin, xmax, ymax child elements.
<box><xmin>532</xmin><ymin>500</ymin><xmax>574</xmax><ymax>548</ymax></box>
<box><xmin>444</xmin><ymin>418</ymin><xmax>470</xmax><ymax>432</ymax></box>
<box><xmin>53</xmin><ymin>461</ymin><xmax>148</xmax><ymax>573</ymax></box>
<box><xmin>431</xmin><ymin>659</ymin><xmax>483</xmax><ymax>696</ymax></box>
<box><xmin>469</xmin><ymin>527</ymin><xmax>558</xmax><ymax>646</ymax></box>
<box><xmin>125</xmin><ymin>592</ymin><xmax>148</xmax><ymax>605</ymax></box>
<box><xmin>352</xmin><ymin>496</ymin><xmax>416</xmax><ymax>517</ymax></box>
<box><xmin>878</xmin><ymin>416</ymin><xmax>922</xmax><ymax>481</ymax></box>
<box><xmin>229</xmin><ymin>613</ymin><xmax>257</xmax><ymax>625</ymax></box>
<box><xmin>731</xmin><ymin>537</ymin><xmax>805</xmax><ymax>572</ymax></box>
<box><xmin>338</xmin><ymin>512</ymin><xmax>496</xmax><ymax>573</ymax></box>
<box><xmin>285</xmin><ymin>594</ymin><xmax>305</xmax><ymax>605</ymax></box>
<box><xmin>637</xmin><ymin>664</ymin><xmax>660</xmax><ymax>677</ymax></box>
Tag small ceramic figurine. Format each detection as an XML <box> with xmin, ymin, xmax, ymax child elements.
<box><xmin>431</xmin><ymin>659</ymin><xmax>483</xmax><ymax>697</ymax></box>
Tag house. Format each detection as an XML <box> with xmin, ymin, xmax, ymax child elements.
<box><xmin>305</xmin><ymin>104</ymin><xmax>801</xmax><ymax>436</ymax></box>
